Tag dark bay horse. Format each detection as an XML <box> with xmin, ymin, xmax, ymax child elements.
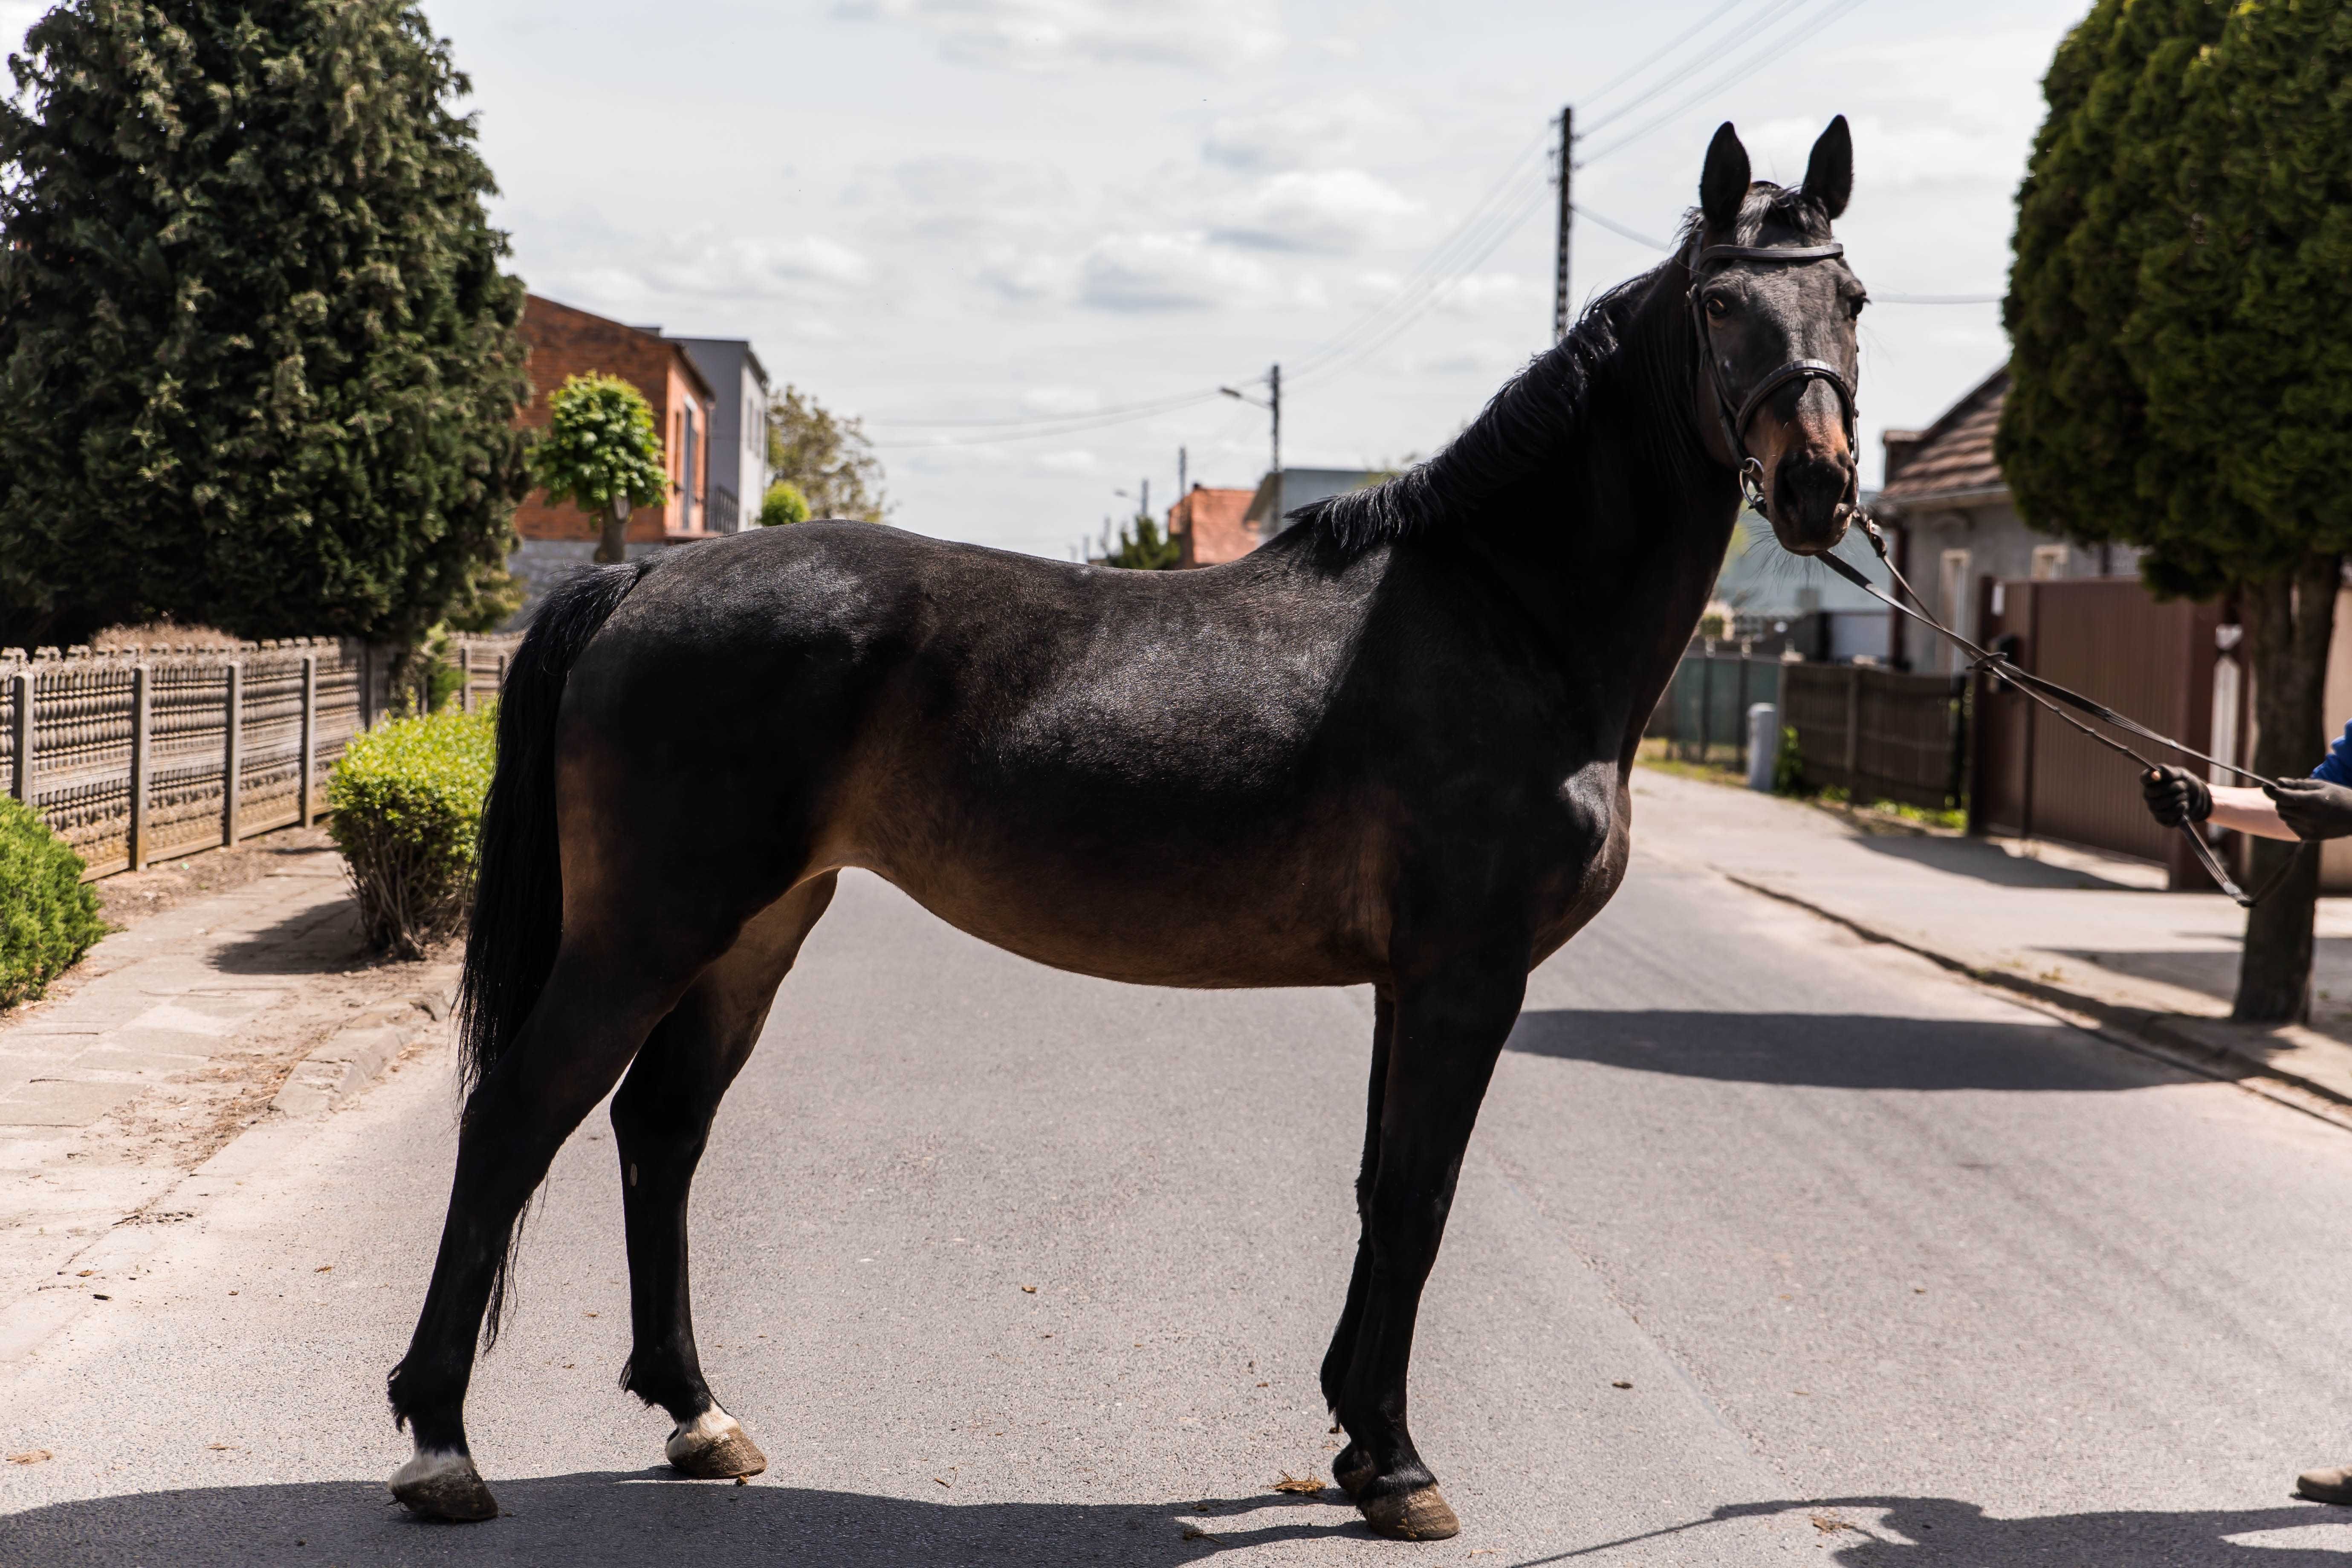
<box><xmin>388</xmin><ymin>118</ymin><xmax>1868</xmax><ymax>1540</ymax></box>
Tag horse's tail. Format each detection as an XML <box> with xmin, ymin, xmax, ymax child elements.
<box><xmin>456</xmin><ymin>559</ymin><xmax>651</xmax><ymax>1104</ymax></box>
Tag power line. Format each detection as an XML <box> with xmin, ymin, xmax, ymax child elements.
<box><xmin>1577</xmin><ymin>0</ymin><xmax>1871</xmax><ymax>166</ymax></box>
<box><xmin>1574</xmin><ymin>0</ymin><xmax>1815</xmax><ymax>141</ymax></box>
<box><xmin>1575</xmin><ymin>0</ymin><xmax>1771</xmax><ymax>113</ymax></box>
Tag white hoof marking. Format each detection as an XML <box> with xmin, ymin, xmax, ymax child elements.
<box><xmin>392</xmin><ymin>1446</ymin><xmax>476</xmax><ymax>1490</ymax></box>
<box><xmin>666</xmin><ymin>1407</ymin><xmax>743</xmax><ymax>1463</ymax></box>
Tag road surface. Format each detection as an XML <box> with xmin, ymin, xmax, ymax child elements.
<box><xmin>8</xmin><ymin>812</ymin><xmax>2352</xmax><ymax>1564</ymax></box>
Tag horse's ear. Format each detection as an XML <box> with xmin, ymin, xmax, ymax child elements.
<box><xmin>1699</xmin><ymin>122</ymin><xmax>1750</xmax><ymax>232</ymax></box>
<box><xmin>1802</xmin><ymin>115</ymin><xmax>1852</xmax><ymax>220</ymax></box>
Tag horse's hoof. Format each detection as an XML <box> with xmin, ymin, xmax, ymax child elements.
<box><xmin>2299</xmin><ymin>1464</ymin><xmax>2352</xmax><ymax>1504</ymax></box>
<box><xmin>389</xmin><ymin>1447</ymin><xmax>498</xmax><ymax>1522</ymax></box>
<box><xmin>667</xmin><ymin>1407</ymin><xmax>767</xmax><ymax>1479</ymax></box>
<box><xmin>1333</xmin><ymin>1445</ymin><xmax>1375</xmax><ymax>1502</ymax></box>
<box><xmin>1360</xmin><ymin>1484</ymin><xmax>1461</xmax><ymax>1541</ymax></box>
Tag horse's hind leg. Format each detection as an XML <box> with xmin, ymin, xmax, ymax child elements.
<box><xmin>387</xmin><ymin>935</ymin><xmax>711</xmax><ymax>1521</ymax></box>
<box><xmin>611</xmin><ymin>874</ymin><xmax>838</xmax><ymax>1478</ymax></box>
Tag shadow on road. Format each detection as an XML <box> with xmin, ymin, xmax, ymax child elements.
<box><xmin>5</xmin><ymin>1473</ymin><xmax>1355</xmax><ymax>1565</ymax></box>
<box><xmin>1504</xmin><ymin>1009</ymin><xmax>2212</xmax><ymax>1091</ymax></box>
<box><xmin>14</xmin><ymin>1478</ymin><xmax>2349</xmax><ymax>1565</ymax></box>
<box><xmin>1511</xmin><ymin>1496</ymin><xmax>2352</xmax><ymax>1565</ymax></box>
<box><xmin>1841</xmin><ymin>832</ymin><xmax>2153</xmax><ymax>892</ymax></box>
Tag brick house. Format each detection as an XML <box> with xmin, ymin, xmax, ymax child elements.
<box><xmin>509</xmin><ymin>294</ymin><xmax>718</xmax><ymax>610</ymax></box>
<box><xmin>1165</xmin><ymin>485</ymin><xmax>1256</xmax><ymax>567</ymax></box>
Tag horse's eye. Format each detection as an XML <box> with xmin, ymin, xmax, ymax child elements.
<box><xmin>1704</xmin><ymin>295</ymin><xmax>1728</xmax><ymax>320</ymax></box>
<box><xmin>1849</xmin><ymin>295</ymin><xmax>1868</xmax><ymax>319</ymax></box>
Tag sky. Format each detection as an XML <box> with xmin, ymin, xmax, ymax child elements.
<box><xmin>5</xmin><ymin>0</ymin><xmax>2094</xmax><ymax>560</ymax></box>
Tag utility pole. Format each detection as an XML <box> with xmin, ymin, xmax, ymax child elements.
<box><xmin>1269</xmin><ymin>363</ymin><xmax>1281</xmax><ymax>480</ymax></box>
<box><xmin>1140</xmin><ymin>477</ymin><xmax>1150</xmax><ymax>521</ymax></box>
<box><xmin>1220</xmin><ymin>363</ymin><xmax>1283</xmax><ymax>500</ymax></box>
<box><xmin>1177</xmin><ymin>446</ymin><xmax>1187</xmax><ymax>498</ymax></box>
<box><xmin>1554</xmin><ymin>105</ymin><xmax>1574</xmax><ymax>342</ymax></box>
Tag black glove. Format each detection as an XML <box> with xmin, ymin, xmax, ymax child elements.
<box><xmin>2265</xmin><ymin>777</ymin><xmax>2352</xmax><ymax>841</ymax></box>
<box><xmin>2142</xmin><ymin>766</ymin><xmax>2211</xmax><ymax>828</ymax></box>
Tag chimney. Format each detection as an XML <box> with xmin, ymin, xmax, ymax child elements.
<box><xmin>1882</xmin><ymin>429</ymin><xmax>1925</xmax><ymax>482</ymax></box>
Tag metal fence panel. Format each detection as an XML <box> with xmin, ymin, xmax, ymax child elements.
<box><xmin>1646</xmin><ymin>652</ymin><xmax>1783</xmax><ymax>764</ymax></box>
<box><xmin>1782</xmin><ymin>662</ymin><xmax>1964</xmax><ymax>809</ymax></box>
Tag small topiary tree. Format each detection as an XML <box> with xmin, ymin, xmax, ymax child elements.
<box><xmin>0</xmin><ymin>797</ymin><xmax>107</xmax><ymax>1008</ymax></box>
<box><xmin>529</xmin><ymin>373</ymin><xmax>668</xmax><ymax>565</ymax></box>
<box><xmin>759</xmin><ymin>480</ymin><xmax>810</xmax><ymax>527</ymax></box>
<box><xmin>327</xmin><ymin>707</ymin><xmax>495</xmax><ymax>957</ymax></box>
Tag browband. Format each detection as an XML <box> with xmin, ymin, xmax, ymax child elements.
<box><xmin>1693</xmin><ymin>242</ymin><xmax>1846</xmax><ymax>266</ymax></box>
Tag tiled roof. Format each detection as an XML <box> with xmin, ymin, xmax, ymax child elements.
<box><xmin>1878</xmin><ymin>365</ymin><xmax>2008</xmax><ymax>507</ymax></box>
<box><xmin>1170</xmin><ymin>486</ymin><xmax>1256</xmax><ymax>567</ymax></box>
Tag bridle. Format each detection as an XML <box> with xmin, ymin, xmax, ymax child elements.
<box><xmin>1685</xmin><ymin>237</ymin><xmax>1859</xmax><ymax>515</ymax></box>
<box><xmin>1681</xmin><ymin>234</ymin><xmax>2307</xmax><ymax>906</ymax></box>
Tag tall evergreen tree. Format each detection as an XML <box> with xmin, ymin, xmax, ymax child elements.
<box><xmin>2000</xmin><ymin>0</ymin><xmax>2352</xmax><ymax>1021</ymax></box>
<box><xmin>0</xmin><ymin>0</ymin><xmax>531</xmax><ymax>648</ymax></box>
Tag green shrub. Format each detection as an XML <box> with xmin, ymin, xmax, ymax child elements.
<box><xmin>1773</xmin><ymin>724</ymin><xmax>1806</xmax><ymax>796</ymax></box>
<box><xmin>760</xmin><ymin>480</ymin><xmax>811</xmax><ymax>527</ymax></box>
<box><xmin>0</xmin><ymin>798</ymin><xmax>107</xmax><ymax>1009</ymax></box>
<box><xmin>328</xmin><ymin>707</ymin><xmax>495</xmax><ymax>957</ymax></box>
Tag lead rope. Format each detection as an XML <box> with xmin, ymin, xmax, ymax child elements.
<box><xmin>1806</xmin><ymin>510</ymin><xmax>2308</xmax><ymax>908</ymax></box>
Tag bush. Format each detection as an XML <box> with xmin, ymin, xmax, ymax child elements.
<box><xmin>760</xmin><ymin>480</ymin><xmax>810</xmax><ymax>527</ymax></box>
<box><xmin>328</xmin><ymin>707</ymin><xmax>495</xmax><ymax>957</ymax></box>
<box><xmin>1773</xmin><ymin>725</ymin><xmax>1806</xmax><ymax>796</ymax></box>
<box><xmin>0</xmin><ymin>798</ymin><xmax>106</xmax><ymax>1009</ymax></box>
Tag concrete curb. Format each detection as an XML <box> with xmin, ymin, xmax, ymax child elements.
<box><xmin>1722</xmin><ymin>872</ymin><xmax>2352</xmax><ymax>1133</ymax></box>
<box><xmin>269</xmin><ymin>983</ymin><xmax>453</xmax><ymax>1120</ymax></box>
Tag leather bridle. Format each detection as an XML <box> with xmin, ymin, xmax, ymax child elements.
<box><xmin>1685</xmin><ymin>238</ymin><xmax>1859</xmax><ymax>515</ymax></box>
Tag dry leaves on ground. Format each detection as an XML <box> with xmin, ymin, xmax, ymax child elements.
<box><xmin>1272</xmin><ymin>1471</ymin><xmax>1326</xmax><ymax>1495</ymax></box>
<box><xmin>8</xmin><ymin>1450</ymin><xmax>51</xmax><ymax>1464</ymax></box>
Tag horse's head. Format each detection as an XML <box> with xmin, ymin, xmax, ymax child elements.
<box><xmin>1684</xmin><ymin>117</ymin><xmax>1864</xmax><ymax>556</ymax></box>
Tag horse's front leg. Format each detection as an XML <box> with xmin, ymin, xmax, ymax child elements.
<box><xmin>1331</xmin><ymin>950</ymin><xmax>1525</xmax><ymax>1541</ymax></box>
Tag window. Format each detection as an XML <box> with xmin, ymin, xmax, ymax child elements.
<box><xmin>2030</xmin><ymin>544</ymin><xmax>2069</xmax><ymax>580</ymax></box>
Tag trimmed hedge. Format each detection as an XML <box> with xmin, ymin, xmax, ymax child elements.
<box><xmin>0</xmin><ymin>797</ymin><xmax>107</xmax><ymax>1010</ymax></box>
<box><xmin>328</xmin><ymin>707</ymin><xmax>495</xmax><ymax>958</ymax></box>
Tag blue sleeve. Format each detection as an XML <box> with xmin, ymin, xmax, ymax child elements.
<box><xmin>2314</xmin><ymin>720</ymin><xmax>2352</xmax><ymax>785</ymax></box>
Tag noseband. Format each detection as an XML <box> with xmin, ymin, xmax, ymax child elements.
<box><xmin>1686</xmin><ymin>239</ymin><xmax>1858</xmax><ymax>513</ymax></box>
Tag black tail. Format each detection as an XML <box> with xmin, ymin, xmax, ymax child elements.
<box><xmin>456</xmin><ymin>559</ymin><xmax>649</xmax><ymax>1345</ymax></box>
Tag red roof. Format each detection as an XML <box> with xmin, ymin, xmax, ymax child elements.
<box><xmin>1169</xmin><ymin>486</ymin><xmax>1257</xmax><ymax>567</ymax></box>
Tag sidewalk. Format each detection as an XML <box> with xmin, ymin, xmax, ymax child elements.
<box><xmin>0</xmin><ymin>835</ymin><xmax>454</xmax><ymax>1358</ymax></box>
<box><xmin>1631</xmin><ymin>766</ymin><xmax>2352</xmax><ymax>1122</ymax></box>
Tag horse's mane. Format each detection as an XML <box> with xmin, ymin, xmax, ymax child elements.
<box><xmin>1292</xmin><ymin>182</ymin><xmax>1830</xmax><ymax>555</ymax></box>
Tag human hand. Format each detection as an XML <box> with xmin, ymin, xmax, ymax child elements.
<box><xmin>2141</xmin><ymin>766</ymin><xmax>2210</xmax><ymax>828</ymax></box>
<box><xmin>2264</xmin><ymin>778</ymin><xmax>2352</xmax><ymax>841</ymax></box>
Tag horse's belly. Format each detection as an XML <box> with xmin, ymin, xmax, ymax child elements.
<box><xmin>843</xmin><ymin>840</ymin><xmax>1384</xmax><ymax>991</ymax></box>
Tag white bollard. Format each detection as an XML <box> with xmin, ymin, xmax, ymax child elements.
<box><xmin>1746</xmin><ymin>703</ymin><xmax>1778</xmax><ymax>792</ymax></box>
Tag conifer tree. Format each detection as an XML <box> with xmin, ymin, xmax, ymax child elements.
<box><xmin>2000</xmin><ymin>0</ymin><xmax>2352</xmax><ymax>1021</ymax></box>
<box><xmin>0</xmin><ymin>0</ymin><xmax>531</xmax><ymax>647</ymax></box>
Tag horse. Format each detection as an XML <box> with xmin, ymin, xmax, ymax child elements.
<box><xmin>385</xmin><ymin>116</ymin><xmax>1868</xmax><ymax>1541</ymax></box>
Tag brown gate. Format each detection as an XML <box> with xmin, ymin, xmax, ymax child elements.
<box><xmin>1970</xmin><ymin>577</ymin><xmax>2221</xmax><ymax>885</ymax></box>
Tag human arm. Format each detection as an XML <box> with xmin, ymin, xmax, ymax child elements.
<box><xmin>2141</xmin><ymin>767</ymin><xmax>2352</xmax><ymax>842</ymax></box>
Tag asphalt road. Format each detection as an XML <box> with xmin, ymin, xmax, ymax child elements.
<box><xmin>10</xmin><ymin>836</ymin><xmax>2352</xmax><ymax>1565</ymax></box>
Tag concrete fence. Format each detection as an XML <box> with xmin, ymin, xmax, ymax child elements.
<box><xmin>2</xmin><ymin>634</ymin><xmax>518</xmax><ymax>881</ymax></box>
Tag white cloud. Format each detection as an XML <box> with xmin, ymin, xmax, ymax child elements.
<box><xmin>1079</xmin><ymin>231</ymin><xmax>1282</xmax><ymax>311</ymax></box>
<box><xmin>841</xmin><ymin>0</ymin><xmax>1282</xmax><ymax>73</ymax></box>
<box><xmin>1211</xmin><ymin>169</ymin><xmax>1420</xmax><ymax>255</ymax></box>
<box><xmin>641</xmin><ymin>234</ymin><xmax>873</xmax><ymax>298</ymax></box>
<box><xmin>1020</xmin><ymin>385</ymin><xmax>1103</xmax><ymax>415</ymax></box>
<box><xmin>1432</xmin><ymin>272</ymin><xmax>1543</xmax><ymax>316</ymax></box>
<box><xmin>1036</xmin><ymin>448</ymin><xmax>1099</xmax><ymax>473</ymax></box>
<box><xmin>1202</xmin><ymin>93</ymin><xmax>1403</xmax><ymax>172</ymax></box>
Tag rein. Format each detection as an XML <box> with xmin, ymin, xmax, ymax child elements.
<box><xmin>1815</xmin><ymin>518</ymin><xmax>2307</xmax><ymax>908</ymax></box>
<box><xmin>1688</xmin><ymin>231</ymin><xmax>2303</xmax><ymax>907</ymax></box>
